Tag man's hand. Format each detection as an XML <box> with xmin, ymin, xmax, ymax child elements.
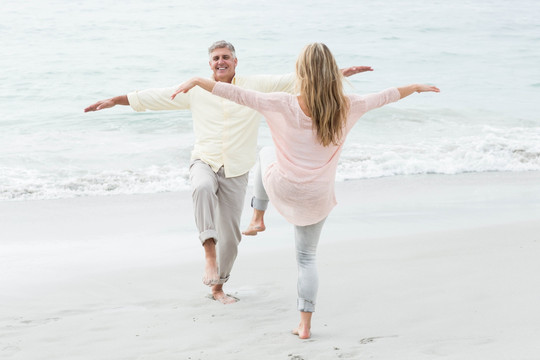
<box><xmin>84</xmin><ymin>95</ymin><xmax>128</xmax><ymax>112</ymax></box>
<box><xmin>341</xmin><ymin>66</ymin><xmax>373</xmax><ymax>77</ymax></box>
<box><xmin>84</xmin><ymin>99</ymin><xmax>114</xmax><ymax>112</ymax></box>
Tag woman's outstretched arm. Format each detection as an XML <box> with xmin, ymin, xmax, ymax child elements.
<box><xmin>170</xmin><ymin>77</ymin><xmax>216</xmax><ymax>99</ymax></box>
<box><xmin>398</xmin><ymin>84</ymin><xmax>440</xmax><ymax>99</ymax></box>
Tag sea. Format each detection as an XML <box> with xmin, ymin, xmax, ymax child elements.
<box><xmin>1</xmin><ymin>0</ymin><xmax>539</xmax><ymax>201</ymax></box>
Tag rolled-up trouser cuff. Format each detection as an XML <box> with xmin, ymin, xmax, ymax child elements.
<box><xmin>297</xmin><ymin>298</ymin><xmax>315</xmax><ymax>313</ymax></box>
<box><xmin>214</xmin><ymin>275</ymin><xmax>230</xmax><ymax>285</ymax></box>
<box><xmin>199</xmin><ymin>229</ymin><xmax>218</xmax><ymax>245</ymax></box>
<box><xmin>251</xmin><ymin>196</ymin><xmax>269</xmax><ymax>211</ymax></box>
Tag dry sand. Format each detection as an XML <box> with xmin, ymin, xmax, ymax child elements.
<box><xmin>1</xmin><ymin>171</ymin><xmax>540</xmax><ymax>359</ymax></box>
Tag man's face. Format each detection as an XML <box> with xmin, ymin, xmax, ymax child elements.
<box><xmin>209</xmin><ymin>47</ymin><xmax>238</xmax><ymax>83</ymax></box>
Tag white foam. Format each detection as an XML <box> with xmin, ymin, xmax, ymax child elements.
<box><xmin>0</xmin><ymin>165</ymin><xmax>191</xmax><ymax>201</ymax></box>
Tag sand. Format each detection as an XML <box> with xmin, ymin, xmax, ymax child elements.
<box><xmin>1</xmin><ymin>171</ymin><xmax>540</xmax><ymax>359</ymax></box>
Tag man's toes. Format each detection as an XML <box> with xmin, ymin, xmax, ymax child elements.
<box><xmin>213</xmin><ymin>293</ymin><xmax>239</xmax><ymax>304</ymax></box>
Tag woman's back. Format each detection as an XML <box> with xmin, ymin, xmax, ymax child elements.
<box><xmin>212</xmin><ymin>82</ymin><xmax>401</xmax><ymax>225</ymax></box>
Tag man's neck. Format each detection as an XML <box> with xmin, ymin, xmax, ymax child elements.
<box><xmin>213</xmin><ymin>74</ymin><xmax>236</xmax><ymax>84</ymax></box>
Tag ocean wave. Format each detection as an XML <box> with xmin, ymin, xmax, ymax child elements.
<box><xmin>2</xmin><ymin>123</ymin><xmax>540</xmax><ymax>201</ymax></box>
<box><xmin>337</xmin><ymin>129</ymin><xmax>540</xmax><ymax>180</ymax></box>
<box><xmin>3</xmin><ymin>138</ymin><xmax>540</xmax><ymax>201</ymax></box>
<box><xmin>0</xmin><ymin>165</ymin><xmax>191</xmax><ymax>201</ymax></box>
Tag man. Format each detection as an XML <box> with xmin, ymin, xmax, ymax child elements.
<box><xmin>84</xmin><ymin>40</ymin><xmax>372</xmax><ymax>304</ymax></box>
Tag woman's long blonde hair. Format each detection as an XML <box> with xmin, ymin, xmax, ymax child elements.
<box><xmin>295</xmin><ymin>43</ymin><xmax>349</xmax><ymax>146</ymax></box>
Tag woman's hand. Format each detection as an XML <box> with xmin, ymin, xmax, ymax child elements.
<box><xmin>170</xmin><ymin>77</ymin><xmax>217</xmax><ymax>100</ymax></box>
<box><xmin>415</xmin><ymin>84</ymin><xmax>440</xmax><ymax>93</ymax></box>
<box><xmin>398</xmin><ymin>84</ymin><xmax>440</xmax><ymax>99</ymax></box>
<box><xmin>171</xmin><ymin>77</ymin><xmax>200</xmax><ymax>100</ymax></box>
<box><xmin>341</xmin><ymin>66</ymin><xmax>374</xmax><ymax>77</ymax></box>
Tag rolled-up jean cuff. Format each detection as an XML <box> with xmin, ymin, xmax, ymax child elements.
<box><xmin>251</xmin><ymin>196</ymin><xmax>269</xmax><ymax>211</ymax></box>
<box><xmin>199</xmin><ymin>229</ymin><xmax>219</xmax><ymax>245</ymax></box>
<box><xmin>297</xmin><ymin>298</ymin><xmax>315</xmax><ymax>313</ymax></box>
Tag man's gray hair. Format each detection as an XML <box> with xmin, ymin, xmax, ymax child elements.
<box><xmin>208</xmin><ymin>40</ymin><xmax>236</xmax><ymax>59</ymax></box>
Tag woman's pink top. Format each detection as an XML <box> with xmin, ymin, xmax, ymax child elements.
<box><xmin>213</xmin><ymin>82</ymin><xmax>400</xmax><ymax>226</ymax></box>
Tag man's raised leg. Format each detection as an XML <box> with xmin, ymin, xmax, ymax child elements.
<box><xmin>243</xmin><ymin>147</ymin><xmax>273</xmax><ymax>235</ymax></box>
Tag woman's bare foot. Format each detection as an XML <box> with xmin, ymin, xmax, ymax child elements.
<box><xmin>211</xmin><ymin>284</ymin><xmax>239</xmax><ymax>304</ymax></box>
<box><xmin>202</xmin><ymin>239</ymin><xmax>219</xmax><ymax>286</ymax></box>
<box><xmin>292</xmin><ymin>312</ymin><xmax>312</xmax><ymax>339</ymax></box>
<box><xmin>242</xmin><ymin>209</ymin><xmax>266</xmax><ymax>236</ymax></box>
<box><xmin>292</xmin><ymin>324</ymin><xmax>311</xmax><ymax>339</ymax></box>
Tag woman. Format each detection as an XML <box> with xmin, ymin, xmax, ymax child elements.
<box><xmin>171</xmin><ymin>43</ymin><xmax>439</xmax><ymax>339</ymax></box>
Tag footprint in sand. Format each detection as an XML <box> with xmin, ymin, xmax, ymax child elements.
<box><xmin>288</xmin><ymin>355</ymin><xmax>305</xmax><ymax>360</ymax></box>
<box><xmin>359</xmin><ymin>334</ymin><xmax>399</xmax><ymax>344</ymax></box>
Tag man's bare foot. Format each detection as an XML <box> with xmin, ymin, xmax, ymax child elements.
<box><xmin>211</xmin><ymin>284</ymin><xmax>239</xmax><ymax>304</ymax></box>
<box><xmin>292</xmin><ymin>324</ymin><xmax>311</xmax><ymax>339</ymax></box>
<box><xmin>242</xmin><ymin>209</ymin><xmax>266</xmax><ymax>236</ymax></box>
<box><xmin>203</xmin><ymin>239</ymin><xmax>219</xmax><ymax>286</ymax></box>
<box><xmin>242</xmin><ymin>224</ymin><xmax>265</xmax><ymax>236</ymax></box>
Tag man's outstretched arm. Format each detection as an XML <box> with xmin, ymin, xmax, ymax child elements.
<box><xmin>84</xmin><ymin>95</ymin><xmax>129</xmax><ymax>112</ymax></box>
<box><xmin>341</xmin><ymin>66</ymin><xmax>373</xmax><ymax>77</ymax></box>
